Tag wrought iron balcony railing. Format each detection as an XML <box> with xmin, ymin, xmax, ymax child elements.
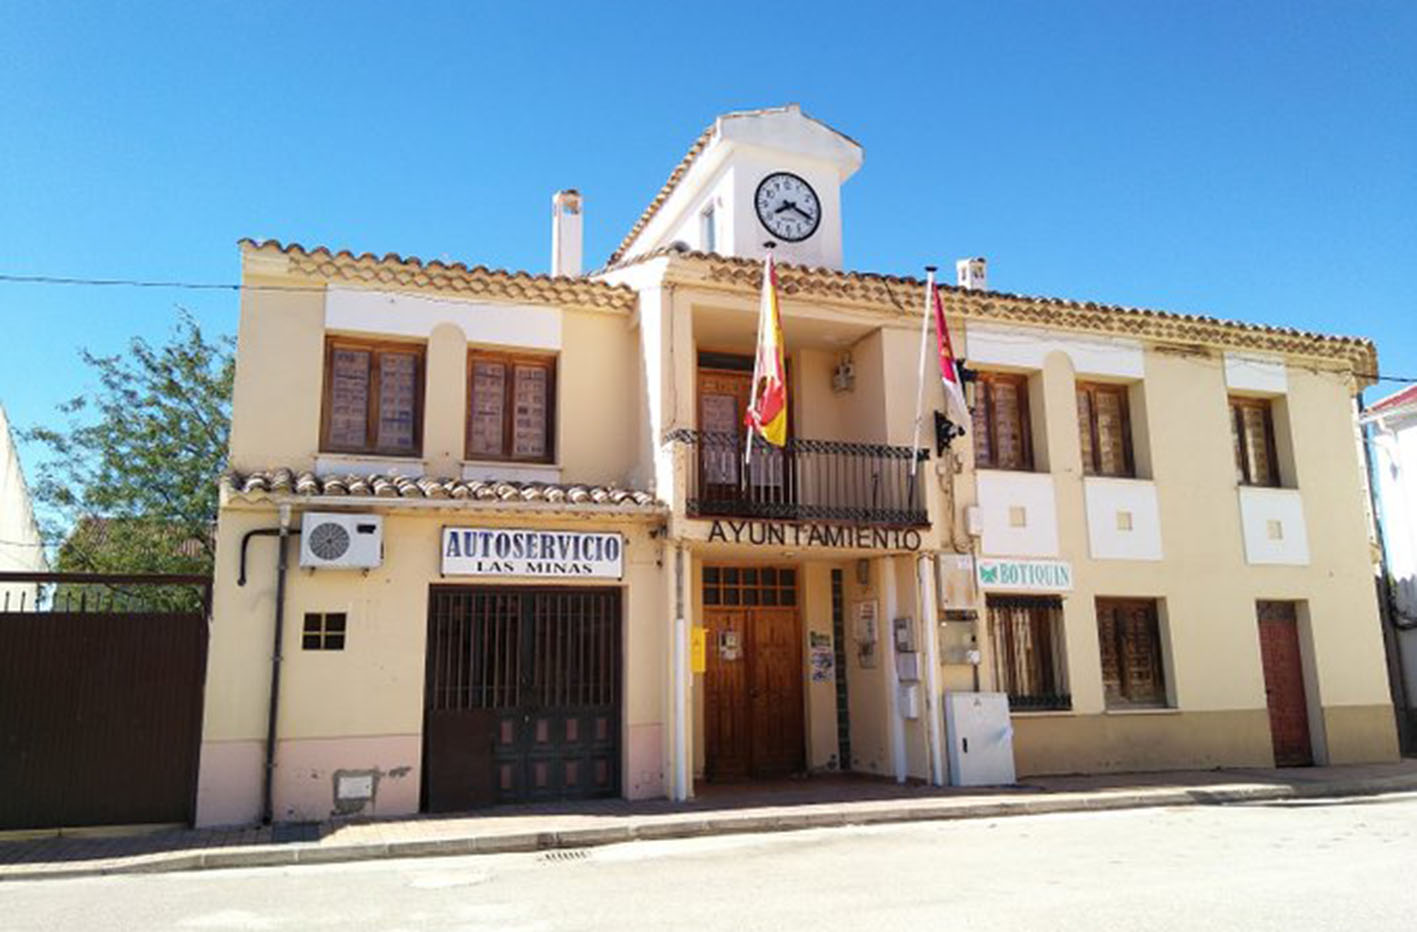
<box><xmin>667</xmin><ymin>429</ymin><xmax>930</xmax><ymax>527</ymax></box>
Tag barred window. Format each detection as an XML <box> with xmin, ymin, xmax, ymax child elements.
<box><xmin>302</xmin><ymin>612</ymin><xmax>347</xmax><ymax>651</ymax></box>
<box><xmin>988</xmin><ymin>596</ymin><xmax>1069</xmax><ymax>711</ymax></box>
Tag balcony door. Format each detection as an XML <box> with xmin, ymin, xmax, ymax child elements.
<box><xmin>697</xmin><ymin>354</ymin><xmax>790</xmax><ymax>514</ymax></box>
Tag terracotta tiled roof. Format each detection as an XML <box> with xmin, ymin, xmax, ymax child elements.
<box><xmin>221</xmin><ymin>469</ymin><xmax>662</xmax><ymax>511</ymax></box>
<box><xmin>601</xmin><ymin>247</ymin><xmax>1378</xmax><ymax>378</ymax></box>
<box><xmin>239</xmin><ymin>239</ymin><xmax>637</xmax><ymax>314</ymax></box>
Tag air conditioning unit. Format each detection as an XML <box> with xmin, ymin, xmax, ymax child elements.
<box><xmin>299</xmin><ymin>513</ymin><xmax>383</xmax><ymax>569</ymax></box>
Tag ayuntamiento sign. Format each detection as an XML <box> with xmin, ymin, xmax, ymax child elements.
<box><xmin>441</xmin><ymin>527</ymin><xmax>624</xmax><ymax>579</ymax></box>
<box><xmin>976</xmin><ymin>557</ymin><xmax>1073</xmax><ymax>592</ymax></box>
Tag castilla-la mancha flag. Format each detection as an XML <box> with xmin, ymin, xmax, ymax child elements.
<box><xmin>745</xmin><ymin>252</ymin><xmax>788</xmax><ymax>448</ymax></box>
<box><xmin>932</xmin><ymin>279</ymin><xmax>970</xmax><ymax>424</ymax></box>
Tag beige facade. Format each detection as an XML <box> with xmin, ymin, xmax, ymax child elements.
<box><xmin>198</xmin><ymin>108</ymin><xmax>1396</xmax><ymax>826</ymax></box>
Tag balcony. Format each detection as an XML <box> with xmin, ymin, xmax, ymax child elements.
<box><xmin>668</xmin><ymin>429</ymin><xmax>929</xmax><ymax>527</ymax></box>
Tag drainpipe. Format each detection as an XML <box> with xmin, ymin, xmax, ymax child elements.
<box><xmin>881</xmin><ymin>557</ymin><xmax>907</xmax><ymax>783</ymax></box>
<box><xmin>262</xmin><ymin>505</ymin><xmax>292</xmax><ymax>824</ymax></box>
<box><xmin>672</xmin><ymin>543</ymin><xmax>689</xmax><ymax>801</ymax></box>
<box><xmin>917</xmin><ymin>554</ymin><xmax>946</xmax><ymax>786</ymax></box>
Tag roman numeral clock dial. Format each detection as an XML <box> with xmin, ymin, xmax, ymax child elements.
<box><xmin>754</xmin><ymin>172</ymin><xmax>821</xmax><ymax>242</ymax></box>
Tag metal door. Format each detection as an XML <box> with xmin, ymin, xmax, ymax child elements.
<box><xmin>0</xmin><ymin>573</ymin><xmax>210</xmax><ymax>830</ymax></box>
<box><xmin>423</xmin><ymin>586</ymin><xmax>621</xmax><ymax>811</ymax></box>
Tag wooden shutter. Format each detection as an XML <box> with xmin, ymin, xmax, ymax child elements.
<box><xmin>1231</xmin><ymin>398</ymin><xmax>1278</xmax><ymax>487</ymax></box>
<box><xmin>326</xmin><ymin>347</ymin><xmax>371</xmax><ymax>450</ymax></box>
<box><xmin>468</xmin><ymin>358</ymin><xmax>508</xmax><ymax>458</ymax></box>
<box><xmin>975</xmin><ymin>373</ymin><xmax>1032</xmax><ymax>470</ymax></box>
<box><xmin>971</xmin><ymin>387</ymin><xmax>993</xmax><ymax>467</ymax></box>
<box><xmin>466</xmin><ymin>352</ymin><xmax>556</xmax><ymax>463</ymax></box>
<box><xmin>1078</xmin><ymin>383</ymin><xmax>1133</xmax><ymax>477</ymax></box>
<box><xmin>512</xmin><ymin>362</ymin><xmax>551</xmax><ymax>459</ymax></box>
<box><xmin>376</xmin><ymin>351</ymin><xmax>420</xmax><ymax>453</ymax></box>
<box><xmin>1076</xmin><ymin>388</ymin><xmax>1095</xmax><ymax>476</ymax></box>
<box><xmin>1093</xmin><ymin>387</ymin><xmax>1127</xmax><ymax>476</ymax></box>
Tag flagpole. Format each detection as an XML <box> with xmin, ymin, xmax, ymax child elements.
<box><xmin>909</xmin><ymin>266</ymin><xmax>937</xmax><ymax>477</ymax></box>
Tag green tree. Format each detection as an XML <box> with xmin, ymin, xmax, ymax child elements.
<box><xmin>24</xmin><ymin>312</ymin><xmax>234</xmax><ymax>577</ymax></box>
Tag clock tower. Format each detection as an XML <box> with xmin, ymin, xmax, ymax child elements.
<box><xmin>609</xmin><ymin>104</ymin><xmax>863</xmax><ymax>270</ymax></box>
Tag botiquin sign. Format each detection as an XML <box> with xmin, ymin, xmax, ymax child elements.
<box><xmin>976</xmin><ymin>557</ymin><xmax>1073</xmax><ymax>592</ymax></box>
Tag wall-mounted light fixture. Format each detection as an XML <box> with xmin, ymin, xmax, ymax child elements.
<box><xmin>832</xmin><ymin>352</ymin><xmax>855</xmax><ymax>394</ymax></box>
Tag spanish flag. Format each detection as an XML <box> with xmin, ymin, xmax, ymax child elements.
<box><xmin>745</xmin><ymin>251</ymin><xmax>788</xmax><ymax>451</ymax></box>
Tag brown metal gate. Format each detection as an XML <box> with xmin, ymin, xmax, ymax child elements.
<box><xmin>0</xmin><ymin>573</ymin><xmax>211</xmax><ymax>830</ymax></box>
<box><xmin>423</xmin><ymin>586</ymin><xmax>621</xmax><ymax>812</ymax></box>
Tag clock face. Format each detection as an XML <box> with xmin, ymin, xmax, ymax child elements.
<box><xmin>754</xmin><ymin>172</ymin><xmax>821</xmax><ymax>242</ymax></box>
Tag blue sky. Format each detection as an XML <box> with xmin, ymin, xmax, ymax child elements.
<box><xmin>2</xmin><ymin>1</ymin><xmax>1414</xmax><ymax>470</ymax></box>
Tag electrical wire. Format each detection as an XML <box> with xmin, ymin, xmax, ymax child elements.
<box><xmin>2</xmin><ymin>271</ymin><xmax>1416</xmax><ymax>384</ymax></box>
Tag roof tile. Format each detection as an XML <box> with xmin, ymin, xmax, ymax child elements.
<box><xmin>222</xmin><ymin>470</ymin><xmax>663</xmax><ymax>512</ymax></box>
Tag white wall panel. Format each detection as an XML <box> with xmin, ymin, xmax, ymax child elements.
<box><xmin>1083</xmin><ymin>477</ymin><xmax>1163</xmax><ymax>561</ymax></box>
<box><xmin>1238</xmin><ymin>486</ymin><xmax>1310</xmax><ymax>565</ymax></box>
<box><xmin>325</xmin><ymin>287</ymin><xmax>561</xmax><ymax>349</ymax></box>
<box><xmin>976</xmin><ymin>470</ymin><xmax>1059</xmax><ymax>557</ymax></box>
<box><xmin>963</xmin><ymin>324</ymin><xmax>1143</xmax><ymax>378</ymax></box>
<box><xmin>1224</xmin><ymin>353</ymin><xmax>1287</xmax><ymax>395</ymax></box>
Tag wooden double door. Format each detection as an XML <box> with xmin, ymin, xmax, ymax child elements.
<box><xmin>703</xmin><ymin>603</ymin><xmax>805</xmax><ymax>781</ymax></box>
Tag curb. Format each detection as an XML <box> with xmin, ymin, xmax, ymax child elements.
<box><xmin>5</xmin><ymin>774</ymin><xmax>1415</xmax><ymax>882</ymax></box>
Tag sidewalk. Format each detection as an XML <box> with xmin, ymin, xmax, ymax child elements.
<box><xmin>3</xmin><ymin>760</ymin><xmax>1415</xmax><ymax>882</ymax></box>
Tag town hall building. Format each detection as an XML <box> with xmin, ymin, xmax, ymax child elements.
<box><xmin>196</xmin><ymin>105</ymin><xmax>1397</xmax><ymax>825</ymax></box>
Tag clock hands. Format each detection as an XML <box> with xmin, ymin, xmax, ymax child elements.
<box><xmin>773</xmin><ymin>200</ymin><xmax>816</xmax><ymax>223</ymax></box>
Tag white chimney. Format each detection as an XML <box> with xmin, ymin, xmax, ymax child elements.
<box><xmin>956</xmin><ymin>257</ymin><xmax>987</xmax><ymax>291</ymax></box>
<box><xmin>551</xmin><ymin>189</ymin><xmax>583</xmax><ymax>277</ymax></box>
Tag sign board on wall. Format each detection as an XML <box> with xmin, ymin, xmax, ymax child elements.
<box><xmin>442</xmin><ymin>528</ymin><xmax>624</xmax><ymax>579</ymax></box>
<box><xmin>691</xmin><ymin>626</ymin><xmax>707</xmax><ymax>674</ymax></box>
<box><xmin>975</xmin><ymin>557</ymin><xmax>1073</xmax><ymax>592</ymax></box>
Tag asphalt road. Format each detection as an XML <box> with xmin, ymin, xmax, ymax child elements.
<box><xmin>4</xmin><ymin>792</ymin><xmax>1417</xmax><ymax>931</ymax></box>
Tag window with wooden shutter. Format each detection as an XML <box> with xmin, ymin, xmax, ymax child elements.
<box><xmin>466</xmin><ymin>351</ymin><xmax>556</xmax><ymax>463</ymax></box>
<box><xmin>1230</xmin><ymin>397</ymin><xmax>1279</xmax><ymax>487</ymax></box>
<box><xmin>973</xmin><ymin>372</ymin><xmax>1034</xmax><ymax>471</ymax></box>
<box><xmin>988</xmin><ymin>596</ymin><xmax>1069</xmax><ymax>710</ymax></box>
<box><xmin>1077</xmin><ymin>382</ymin><xmax>1134</xmax><ymax>477</ymax></box>
<box><xmin>1095</xmin><ymin>598</ymin><xmax>1168</xmax><ymax>709</ymax></box>
<box><xmin>321</xmin><ymin>338</ymin><xmax>425</xmax><ymax>456</ymax></box>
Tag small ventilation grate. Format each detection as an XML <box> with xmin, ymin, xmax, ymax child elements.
<box><xmin>308</xmin><ymin>522</ymin><xmax>351</xmax><ymax>561</ymax></box>
<box><xmin>538</xmin><ymin>848</ymin><xmax>590</xmax><ymax>864</ymax></box>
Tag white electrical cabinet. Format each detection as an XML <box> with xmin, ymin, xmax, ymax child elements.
<box><xmin>944</xmin><ymin>691</ymin><xmax>1016</xmax><ymax>786</ymax></box>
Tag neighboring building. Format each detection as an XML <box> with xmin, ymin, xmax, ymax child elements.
<box><xmin>1361</xmin><ymin>385</ymin><xmax>1417</xmax><ymax>745</ymax></box>
<box><xmin>197</xmin><ymin>105</ymin><xmax>1398</xmax><ymax>826</ymax></box>
<box><xmin>0</xmin><ymin>404</ymin><xmax>46</xmax><ymax>610</ymax></box>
